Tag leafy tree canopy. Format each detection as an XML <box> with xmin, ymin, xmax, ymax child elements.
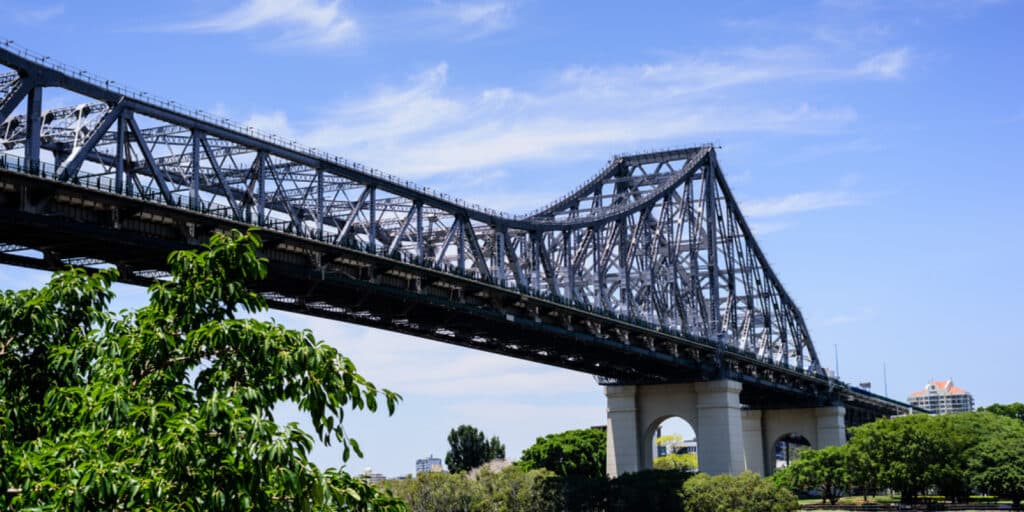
<box><xmin>776</xmin><ymin>445</ymin><xmax>849</xmax><ymax>505</ymax></box>
<box><xmin>967</xmin><ymin>429</ymin><xmax>1024</xmax><ymax>507</ymax></box>
<box><xmin>979</xmin><ymin>402</ymin><xmax>1024</xmax><ymax>422</ymax></box>
<box><xmin>518</xmin><ymin>427</ymin><xmax>606</xmax><ymax>479</ymax></box>
<box><xmin>445</xmin><ymin>425</ymin><xmax>506</xmax><ymax>474</ymax></box>
<box><xmin>794</xmin><ymin>410</ymin><xmax>1024</xmax><ymax>505</ymax></box>
<box><xmin>653</xmin><ymin>453</ymin><xmax>698</xmax><ymax>472</ymax></box>
<box><xmin>0</xmin><ymin>229</ymin><xmax>403</xmax><ymax>511</ymax></box>
<box><xmin>385</xmin><ymin>466</ymin><xmax>558</xmax><ymax>512</ymax></box>
<box><xmin>681</xmin><ymin>471</ymin><xmax>797</xmax><ymax>512</ymax></box>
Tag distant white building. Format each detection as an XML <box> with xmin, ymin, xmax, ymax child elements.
<box><xmin>415</xmin><ymin>455</ymin><xmax>444</xmax><ymax>474</ymax></box>
<box><xmin>908</xmin><ymin>379</ymin><xmax>974</xmax><ymax>414</ymax></box>
<box><xmin>360</xmin><ymin>468</ymin><xmax>386</xmax><ymax>485</ymax></box>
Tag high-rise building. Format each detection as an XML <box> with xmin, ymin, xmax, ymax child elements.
<box><xmin>415</xmin><ymin>455</ymin><xmax>444</xmax><ymax>474</ymax></box>
<box><xmin>908</xmin><ymin>379</ymin><xmax>974</xmax><ymax>414</ymax></box>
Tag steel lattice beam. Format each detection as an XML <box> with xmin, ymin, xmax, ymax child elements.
<box><xmin>0</xmin><ymin>42</ymin><xmax>825</xmax><ymax>379</ymax></box>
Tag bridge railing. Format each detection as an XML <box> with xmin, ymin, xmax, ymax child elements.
<box><xmin>0</xmin><ymin>41</ymin><xmax>714</xmax><ymax>226</ymax></box>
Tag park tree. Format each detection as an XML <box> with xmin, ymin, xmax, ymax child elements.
<box><xmin>967</xmin><ymin>430</ymin><xmax>1024</xmax><ymax>507</ymax></box>
<box><xmin>845</xmin><ymin>443</ymin><xmax>881</xmax><ymax>501</ymax></box>
<box><xmin>475</xmin><ymin>465</ymin><xmax>560</xmax><ymax>512</ymax></box>
<box><xmin>653</xmin><ymin>453</ymin><xmax>698</xmax><ymax>472</ymax></box>
<box><xmin>446</xmin><ymin>425</ymin><xmax>506</xmax><ymax>473</ymax></box>
<box><xmin>681</xmin><ymin>472</ymin><xmax>798</xmax><ymax>512</ymax></box>
<box><xmin>653</xmin><ymin>434</ymin><xmax>698</xmax><ymax>472</ymax></box>
<box><xmin>385</xmin><ymin>472</ymin><xmax>481</xmax><ymax>512</ymax></box>
<box><xmin>845</xmin><ymin>414</ymin><xmax>935</xmax><ymax>503</ymax></box>
<box><xmin>978</xmin><ymin>402</ymin><xmax>1024</xmax><ymax>422</ymax></box>
<box><xmin>518</xmin><ymin>427</ymin><xmax>606</xmax><ymax>479</ymax></box>
<box><xmin>608</xmin><ymin>469</ymin><xmax>690</xmax><ymax>512</ymax></box>
<box><xmin>966</xmin><ymin>430</ymin><xmax>1024</xmax><ymax>505</ymax></box>
<box><xmin>0</xmin><ymin>229</ymin><xmax>404</xmax><ymax>511</ymax></box>
<box><xmin>791</xmin><ymin>445</ymin><xmax>850</xmax><ymax>505</ymax></box>
<box><xmin>844</xmin><ymin>411</ymin><xmax>1021</xmax><ymax>504</ymax></box>
<box><xmin>384</xmin><ymin>466</ymin><xmax>559</xmax><ymax>512</ymax></box>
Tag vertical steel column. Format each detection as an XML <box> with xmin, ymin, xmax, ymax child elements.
<box><xmin>531</xmin><ymin>232</ymin><xmax>540</xmax><ymax>291</ymax></box>
<box><xmin>619</xmin><ymin>218</ymin><xmax>632</xmax><ymax>316</ymax></box>
<box><xmin>457</xmin><ymin>217</ymin><xmax>465</xmax><ymax>273</ymax></box>
<box><xmin>565</xmin><ymin>229</ymin><xmax>575</xmax><ymax>301</ymax></box>
<box><xmin>316</xmin><ymin>168</ymin><xmax>324</xmax><ymax>240</ymax></box>
<box><xmin>115</xmin><ymin>112</ymin><xmax>125</xmax><ymax>194</ymax></box>
<box><xmin>368</xmin><ymin>186</ymin><xmax>376</xmax><ymax>251</ymax></box>
<box><xmin>190</xmin><ymin>130</ymin><xmax>201</xmax><ymax>210</ymax></box>
<box><xmin>593</xmin><ymin>225</ymin><xmax>605</xmax><ymax>309</ymax></box>
<box><xmin>25</xmin><ymin>85</ymin><xmax>42</xmax><ymax>172</ymax></box>
<box><xmin>497</xmin><ymin>230</ymin><xmax>506</xmax><ymax>285</ymax></box>
<box><xmin>645</xmin><ymin>211</ymin><xmax>655</xmax><ymax>321</ymax></box>
<box><xmin>415</xmin><ymin>202</ymin><xmax>423</xmax><ymax>263</ymax></box>
<box><xmin>256</xmin><ymin>152</ymin><xmax>266</xmax><ymax>226</ymax></box>
<box><xmin>705</xmin><ymin>160</ymin><xmax>721</xmax><ymax>337</ymax></box>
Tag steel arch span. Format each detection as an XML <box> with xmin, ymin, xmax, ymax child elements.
<box><xmin>0</xmin><ymin>42</ymin><xmax>908</xmax><ymax>417</ymax></box>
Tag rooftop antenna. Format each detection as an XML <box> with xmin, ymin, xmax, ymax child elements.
<box><xmin>833</xmin><ymin>344</ymin><xmax>839</xmax><ymax>379</ymax></box>
<box><xmin>883</xmin><ymin>362</ymin><xmax>888</xmax><ymax>397</ymax></box>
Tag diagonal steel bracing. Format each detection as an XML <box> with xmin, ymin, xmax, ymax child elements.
<box><xmin>0</xmin><ymin>42</ymin><xmax>823</xmax><ymax>378</ymax></box>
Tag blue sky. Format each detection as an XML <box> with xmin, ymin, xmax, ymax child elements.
<box><xmin>1</xmin><ymin>0</ymin><xmax>1022</xmax><ymax>477</ymax></box>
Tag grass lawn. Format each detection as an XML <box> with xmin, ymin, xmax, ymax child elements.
<box><xmin>798</xmin><ymin>494</ymin><xmax>1011</xmax><ymax>507</ymax></box>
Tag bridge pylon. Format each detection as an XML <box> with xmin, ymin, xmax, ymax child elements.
<box><xmin>605</xmin><ymin>380</ymin><xmax>847</xmax><ymax>477</ymax></box>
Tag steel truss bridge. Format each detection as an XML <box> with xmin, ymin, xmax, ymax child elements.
<box><xmin>0</xmin><ymin>43</ymin><xmax>909</xmax><ymax>423</ymax></box>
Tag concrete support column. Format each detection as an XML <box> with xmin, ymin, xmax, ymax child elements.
<box><xmin>815</xmin><ymin>406</ymin><xmax>847</xmax><ymax>448</ymax></box>
<box><xmin>742</xmin><ymin>409</ymin><xmax>765</xmax><ymax>475</ymax></box>
<box><xmin>695</xmin><ymin>379</ymin><xmax>745</xmax><ymax>475</ymax></box>
<box><xmin>605</xmin><ymin>385</ymin><xmax>640</xmax><ymax>476</ymax></box>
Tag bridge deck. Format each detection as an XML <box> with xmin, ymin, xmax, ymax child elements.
<box><xmin>0</xmin><ymin>162</ymin><xmax>911</xmax><ymax>421</ymax></box>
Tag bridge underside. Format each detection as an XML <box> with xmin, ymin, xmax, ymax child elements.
<box><xmin>0</xmin><ymin>166</ymin><xmax>907</xmax><ymax>422</ymax></box>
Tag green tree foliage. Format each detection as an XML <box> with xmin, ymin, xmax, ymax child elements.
<box><xmin>681</xmin><ymin>472</ymin><xmax>798</xmax><ymax>512</ymax></box>
<box><xmin>608</xmin><ymin>469</ymin><xmax>690</xmax><ymax>512</ymax></box>
<box><xmin>845</xmin><ymin>412</ymin><xmax>1023</xmax><ymax>503</ymax></box>
<box><xmin>385</xmin><ymin>472</ymin><xmax>481</xmax><ymax>512</ymax></box>
<box><xmin>653</xmin><ymin>434</ymin><xmax>698</xmax><ymax>472</ymax></box>
<box><xmin>782</xmin><ymin>410</ymin><xmax>1024</xmax><ymax>505</ymax></box>
<box><xmin>384</xmin><ymin>466</ymin><xmax>558</xmax><ymax>512</ymax></box>
<box><xmin>518</xmin><ymin>427</ymin><xmax>606</xmax><ymax>479</ymax></box>
<box><xmin>775</xmin><ymin>445</ymin><xmax>849</xmax><ymax>504</ymax></box>
<box><xmin>967</xmin><ymin>429</ymin><xmax>1024</xmax><ymax>507</ymax></box>
<box><xmin>844</xmin><ymin>444</ymin><xmax>881</xmax><ymax>501</ymax></box>
<box><xmin>844</xmin><ymin>414</ymin><xmax>936</xmax><ymax>503</ymax></box>
<box><xmin>386</xmin><ymin>463</ymin><xmax>691</xmax><ymax>512</ymax></box>
<box><xmin>978</xmin><ymin>402</ymin><xmax>1024</xmax><ymax>422</ymax></box>
<box><xmin>0</xmin><ymin>230</ymin><xmax>404</xmax><ymax>511</ymax></box>
<box><xmin>445</xmin><ymin>425</ymin><xmax>506</xmax><ymax>473</ymax></box>
<box><xmin>654</xmin><ymin>453</ymin><xmax>698</xmax><ymax>472</ymax></box>
<box><xmin>475</xmin><ymin>466</ymin><xmax>560</xmax><ymax>512</ymax></box>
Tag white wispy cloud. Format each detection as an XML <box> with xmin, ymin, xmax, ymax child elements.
<box><xmin>278</xmin><ymin>313</ymin><xmax>598</xmax><ymax>399</ymax></box>
<box><xmin>748</xmin><ymin>221</ymin><xmax>792</xmax><ymax>235</ymax></box>
<box><xmin>855</xmin><ymin>48</ymin><xmax>910</xmax><ymax>78</ymax></box>
<box><xmin>15</xmin><ymin>3</ymin><xmax>64</xmax><ymax>23</ymax></box>
<box><xmin>433</xmin><ymin>1</ymin><xmax>515</xmax><ymax>38</ymax></box>
<box><xmin>818</xmin><ymin>307</ymin><xmax>877</xmax><ymax>326</ymax></box>
<box><xmin>741</xmin><ymin>190</ymin><xmax>859</xmax><ymax>218</ymax></box>
<box><xmin>175</xmin><ymin>0</ymin><xmax>357</xmax><ymax>47</ymax></box>
<box><xmin>243</xmin><ymin>47</ymin><xmax>906</xmax><ymax>180</ymax></box>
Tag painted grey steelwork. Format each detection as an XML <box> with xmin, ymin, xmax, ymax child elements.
<box><xmin>0</xmin><ymin>42</ymin><xmax>823</xmax><ymax>380</ymax></box>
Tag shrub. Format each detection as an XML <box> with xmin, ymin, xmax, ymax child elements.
<box><xmin>681</xmin><ymin>471</ymin><xmax>798</xmax><ymax>512</ymax></box>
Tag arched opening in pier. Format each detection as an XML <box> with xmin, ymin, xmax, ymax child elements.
<box><xmin>647</xmin><ymin>416</ymin><xmax>698</xmax><ymax>472</ymax></box>
<box><xmin>771</xmin><ymin>433</ymin><xmax>812</xmax><ymax>473</ymax></box>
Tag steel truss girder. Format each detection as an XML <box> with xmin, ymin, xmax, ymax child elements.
<box><xmin>0</xmin><ymin>44</ymin><xmax>823</xmax><ymax>376</ymax></box>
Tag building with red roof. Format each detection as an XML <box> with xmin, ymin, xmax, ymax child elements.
<box><xmin>907</xmin><ymin>379</ymin><xmax>974</xmax><ymax>414</ymax></box>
